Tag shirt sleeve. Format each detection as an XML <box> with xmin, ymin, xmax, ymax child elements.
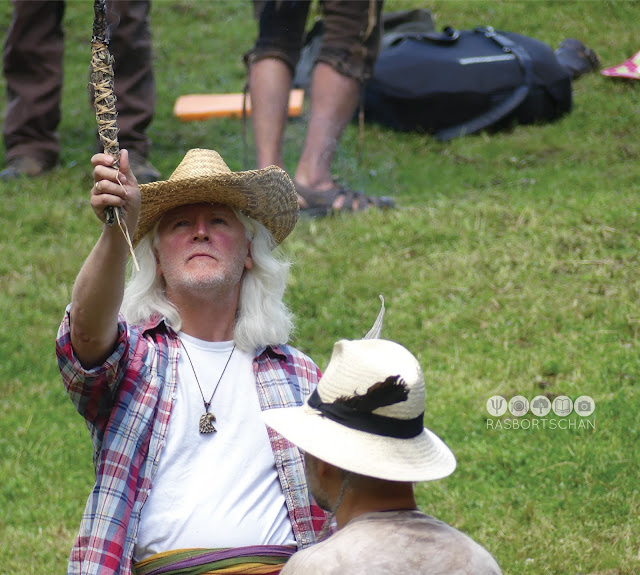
<box><xmin>56</xmin><ymin>304</ymin><xmax>130</xmax><ymax>437</ymax></box>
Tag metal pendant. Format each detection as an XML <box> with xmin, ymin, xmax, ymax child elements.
<box><xmin>199</xmin><ymin>412</ymin><xmax>217</xmax><ymax>434</ymax></box>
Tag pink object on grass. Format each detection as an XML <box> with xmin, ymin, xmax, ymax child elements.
<box><xmin>601</xmin><ymin>51</ymin><xmax>640</xmax><ymax>80</ymax></box>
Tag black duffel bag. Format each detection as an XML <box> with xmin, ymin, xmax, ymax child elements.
<box><xmin>362</xmin><ymin>25</ymin><xmax>573</xmax><ymax>141</ymax></box>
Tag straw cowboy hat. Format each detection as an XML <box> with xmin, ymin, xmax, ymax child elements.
<box><xmin>134</xmin><ymin>148</ymin><xmax>299</xmax><ymax>245</ymax></box>
<box><xmin>263</xmin><ymin>338</ymin><xmax>457</xmax><ymax>482</ymax></box>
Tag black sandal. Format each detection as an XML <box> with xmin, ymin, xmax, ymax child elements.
<box><xmin>295</xmin><ymin>182</ymin><xmax>395</xmax><ymax>218</ymax></box>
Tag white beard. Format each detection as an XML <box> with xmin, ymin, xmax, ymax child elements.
<box><xmin>161</xmin><ymin>250</ymin><xmax>247</xmax><ymax>300</ymax></box>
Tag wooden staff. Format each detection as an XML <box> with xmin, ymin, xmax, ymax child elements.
<box><xmin>90</xmin><ymin>0</ymin><xmax>119</xmax><ymax>225</ymax></box>
<box><xmin>90</xmin><ymin>0</ymin><xmax>138</xmax><ymax>268</ymax></box>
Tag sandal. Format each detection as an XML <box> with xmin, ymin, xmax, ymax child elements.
<box><xmin>295</xmin><ymin>181</ymin><xmax>395</xmax><ymax>218</ymax></box>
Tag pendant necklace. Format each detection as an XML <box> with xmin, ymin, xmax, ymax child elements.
<box><xmin>179</xmin><ymin>338</ymin><xmax>235</xmax><ymax>434</ymax></box>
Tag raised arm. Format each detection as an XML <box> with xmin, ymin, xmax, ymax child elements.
<box><xmin>70</xmin><ymin>149</ymin><xmax>141</xmax><ymax>368</ymax></box>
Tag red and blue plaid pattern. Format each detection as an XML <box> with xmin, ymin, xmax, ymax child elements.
<box><xmin>57</xmin><ymin>307</ymin><xmax>328</xmax><ymax>575</ymax></box>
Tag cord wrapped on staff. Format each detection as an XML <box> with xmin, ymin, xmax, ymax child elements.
<box><xmin>90</xmin><ymin>0</ymin><xmax>138</xmax><ymax>270</ymax></box>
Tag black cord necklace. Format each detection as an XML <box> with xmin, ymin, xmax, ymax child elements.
<box><xmin>179</xmin><ymin>338</ymin><xmax>236</xmax><ymax>434</ymax></box>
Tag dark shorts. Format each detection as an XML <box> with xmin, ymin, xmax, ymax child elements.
<box><xmin>246</xmin><ymin>0</ymin><xmax>384</xmax><ymax>82</ymax></box>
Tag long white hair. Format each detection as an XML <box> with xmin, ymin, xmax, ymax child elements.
<box><xmin>121</xmin><ymin>209</ymin><xmax>294</xmax><ymax>351</ymax></box>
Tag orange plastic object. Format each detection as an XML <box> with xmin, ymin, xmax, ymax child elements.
<box><xmin>174</xmin><ymin>89</ymin><xmax>305</xmax><ymax>121</ymax></box>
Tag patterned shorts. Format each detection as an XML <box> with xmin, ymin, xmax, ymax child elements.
<box><xmin>246</xmin><ymin>0</ymin><xmax>384</xmax><ymax>82</ymax></box>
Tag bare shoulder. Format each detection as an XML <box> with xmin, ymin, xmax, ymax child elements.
<box><xmin>280</xmin><ymin>539</ymin><xmax>337</xmax><ymax>575</ymax></box>
<box><xmin>282</xmin><ymin>511</ymin><xmax>502</xmax><ymax>575</ymax></box>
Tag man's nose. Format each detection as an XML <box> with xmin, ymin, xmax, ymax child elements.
<box><xmin>193</xmin><ymin>218</ymin><xmax>210</xmax><ymax>240</ymax></box>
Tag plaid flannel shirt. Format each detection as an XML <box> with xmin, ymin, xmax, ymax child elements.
<box><xmin>56</xmin><ymin>306</ymin><xmax>327</xmax><ymax>575</ymax></box>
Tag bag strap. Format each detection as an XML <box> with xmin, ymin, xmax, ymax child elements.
<box><xmin>434</xmin><ymin>27</ymin><xmax>534</xmax><ymax>142</ymax></box>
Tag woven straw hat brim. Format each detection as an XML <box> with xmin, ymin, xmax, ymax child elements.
<box><xmin>263</xmin><ymin>406</ymin><xmax>457</xmax><ymax>483</ymax></box>
<box><xmin>135</xmin><ymin>165</ymin><xmax>298</xmax><ymax>245</ymax></box>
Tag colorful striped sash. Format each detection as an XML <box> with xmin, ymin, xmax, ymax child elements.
<box><xmin>133</xmin><ymin>545</ymin><xmax>296</xmax><ymax>575</ymax></box>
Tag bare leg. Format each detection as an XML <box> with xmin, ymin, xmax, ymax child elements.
<box><xmin>294</xmin><ymin>62</ymin><xmax>359</xmax><ymax>190</ymax></box>
<box><xmin>249</xmin><ymin>57</ymin><xmax>292</xmax><ymax>169</ymax></box>
<box><xmin>250</xmin><ymin>58</ymin><xmax>390</xmax><ymax>212</ymax></box>
<box><xmin>294</xmin><ymin>62</ymin><xmax>360</xmax><ymax>208</ymax></box>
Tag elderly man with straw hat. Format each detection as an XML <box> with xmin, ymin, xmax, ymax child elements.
<box><xmin>263</xmin><ymin>337</ymin><xmax>503</xmax><ymax>575</ymax></box>
<box><xmin>56</xmin><ymin>148</ymin><xmax>328</xmax><ymax>575</ymax></box>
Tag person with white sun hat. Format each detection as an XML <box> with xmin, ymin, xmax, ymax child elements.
<box><xmin>263</xmin><ymin>336</ymin><xmax>502</xmax><ymax>575</ymax></box>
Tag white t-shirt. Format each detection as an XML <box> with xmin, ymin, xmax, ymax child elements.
<box><xmin>134</xmin><ymin>333</ymin><xmax>295</xmax><ymax>561</ymax></box>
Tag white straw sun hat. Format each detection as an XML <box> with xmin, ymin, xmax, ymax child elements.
<box><xmin>135</xmin><ymin>148</ymin><xmax>299</xmax><ymax>246</ymax></box>
<box><xmin>263</xmin><ymin>338</ymin><xmax>457</xmax><ymax>482</ymax></box>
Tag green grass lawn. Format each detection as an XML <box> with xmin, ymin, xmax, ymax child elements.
<box><xmin>1</xmin><ymin>1</ymin><xmax>639</xmax><ymax>573</ymax></box>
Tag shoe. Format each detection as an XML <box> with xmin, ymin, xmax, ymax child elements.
<box><xmin>127</xmin><ymin>151</ymin><xmax>161</xmax><ymax>184</ymax></box>
<box><xmin>555</xmin><ymin>38</ymin><xmax>600</xmax><ymax>79</ymax></box>
<box><xmin>295</xmin><ymin>181</ymin><xmax>395</xmax><ymax>218</ymax></box>
<box><xmin>0</xmin><ymin>156</ymin><xmax>53</xmax><ymax>180</ymax></box>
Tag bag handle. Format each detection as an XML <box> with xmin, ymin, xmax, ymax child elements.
<box><xmin>387</xmin><ymin>26</ymin><xmax>459</xmax><ymax>48</ymax></box>
<box><xmin>434</xmin><ymin>27</ymin><xmax>534</xmax><ymax>142</ymax></box>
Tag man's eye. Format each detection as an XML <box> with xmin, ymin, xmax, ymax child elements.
<box><xmin>173</xmin><ymin>220</ymin><xmax>189</xmax><ymax>228</ymax></box>
<box><xmin>212</xmin><ymin>217</ymin><xmax>227</xmax><ymax>225</ymax></box>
